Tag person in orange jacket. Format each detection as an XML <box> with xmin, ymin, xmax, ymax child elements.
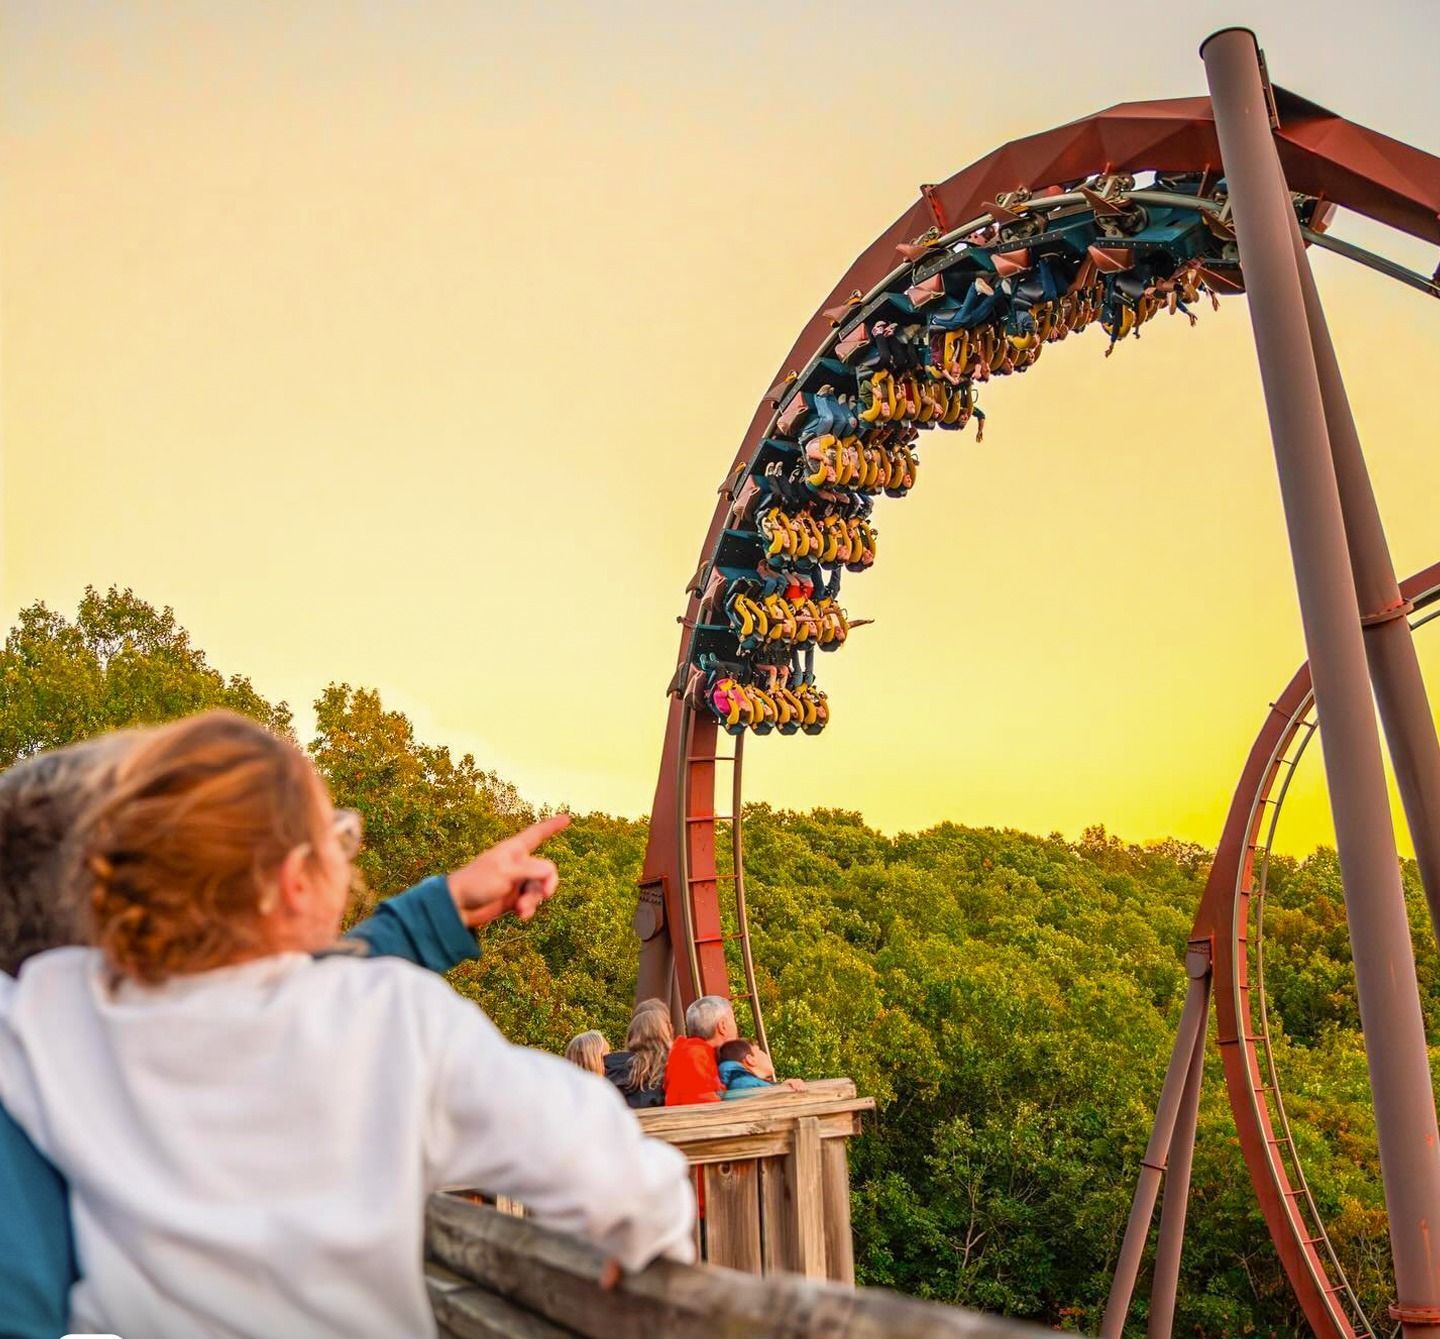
<box><xmin>663</xmin><ymin>995</ymin><xmax>738</xmax><ymax>1105</ymax></box>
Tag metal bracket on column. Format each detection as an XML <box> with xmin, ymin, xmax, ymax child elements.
<box><xmin>1257</xmin><ymin>46</ymin><xmax>1280</xmax><ymax>129</ymax></box>
<box><xmin>1361</xmin><ymin>598</ymin><xmax>1416</xmax><ymax>627</ymax></box>
<box><xmin>633</xmin><ymin>879</ymin><xmax>668</xmax><ymax>942</ymax></box>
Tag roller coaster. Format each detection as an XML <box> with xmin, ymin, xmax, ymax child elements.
<box><xmin>632</xmin><ymin>29</ymin><xmax>1440</xmax><ymax>1339</ymax></box>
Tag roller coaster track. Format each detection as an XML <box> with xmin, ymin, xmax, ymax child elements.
<box><xmin>636</xmin><ymin>78</ymin><xmax>1440</xmax><ymax>1328</ymax></box>
<box><xmin>1197</xmin><ymin>563</ymin><xmax>1440</xmax><ymax>1338</ymax></box>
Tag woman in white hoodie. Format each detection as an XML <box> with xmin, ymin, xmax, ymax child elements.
<box><xmin>0</xmin><ymin>710</ymin><xmax>694</xmax><ymax>1339</ymax></box>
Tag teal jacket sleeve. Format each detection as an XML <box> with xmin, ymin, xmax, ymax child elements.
<box><xmin>0</xmin><ymin>1105</ymin><xmax>75</xmax><ymax>1339</ymax></box>
<box><xmin>342</xmin><ymin>875</ymin><xmax>480</xmax><ymax>972</ymax></box>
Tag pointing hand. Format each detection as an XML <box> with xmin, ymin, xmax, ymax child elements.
<box><xmin>447</xmin><ymin>813</ymin><xmax>571</xmax><ymax>929</ymax></box>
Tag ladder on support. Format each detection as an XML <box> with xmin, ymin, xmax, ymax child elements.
<box><xmin>675</xmin><ymin>706</ymin><xmax>769</xmax><ymax>1052</ymax></box>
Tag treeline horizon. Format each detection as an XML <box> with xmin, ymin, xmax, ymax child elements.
<box><xmin>4</xmin><ymin>585</ymin><xmax>1424</xmax><ymax>1336</ymax></box>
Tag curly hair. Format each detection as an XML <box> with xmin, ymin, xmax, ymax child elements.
<box><xmin>0</xmin><ymin>735</ymin><xmax>133</xmax><ymax>976</ymax></box>
<box><xmin>81</xmin><ymin>710</ymin><xmax>325</xmax><ymax>985</ymax></box>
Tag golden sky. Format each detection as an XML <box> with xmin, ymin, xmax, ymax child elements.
<box><xmin>2</xmin><ymin>1</ymin><xmax>1438</xmax><ymax>856</ymax></box>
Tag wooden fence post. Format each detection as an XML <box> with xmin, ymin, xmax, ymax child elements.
<box><xmin>821</xmin><ymin>1139</ymin><xmax>855</xmax><ymax>1285</ymax></box>
<box><xmin>788</xmin><ymin>1116</ymin><xmax>827</xmax><ymax>1279</ymax></box>
<box><xmin>703</xmin><ymin>1161</ymin><xmax>762</xmax><ymax>1272</ymax></box>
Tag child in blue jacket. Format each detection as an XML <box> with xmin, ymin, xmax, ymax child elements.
<box><xmin>716</xmin><ymin>1038</ymin><xmax>807</xmax><ymax>1099</ymax></box>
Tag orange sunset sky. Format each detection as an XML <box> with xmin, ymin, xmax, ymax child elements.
<box><xmin>2</xmin><ymin>1</ymin><xmax>1438</xmax><ymax>856</ymax></box>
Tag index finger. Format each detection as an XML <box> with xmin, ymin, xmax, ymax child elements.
<box><xmin>507</xmin><ymin>812</ymin><xmax>571</xmax><ymax>853</ymax></box>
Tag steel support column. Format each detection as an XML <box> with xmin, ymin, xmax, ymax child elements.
<box><xmin>1204</xmin><ymin>27</ymin><xmax>1440</xmax><ymax>1335</ymax></box>
<box><xmin>635</xmin><ymin>918</ymin><xmax>674</xmax><ymax>1005</ymax></box>
<box><xmin>1286</xmin><ymin>214</ymin><xmax>1440</xmax><ymax>957</ymax></box>
<box><xmin>1145</xmin><ymin>986</ymin><xmax>1208</xmax><ymax>1339</ymax></box>
<box><xmin>1100</xmin><ymin>960</ymin><xmax>1210</xmax><ymax>1338</ymax></box>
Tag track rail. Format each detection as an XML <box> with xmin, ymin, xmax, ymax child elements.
<box><xmin>667</xmin><ymin>707</ymin><xmax>769</xmax><ymax>1047</ymax></box>
<box><xmin>1199</xmin><ymin>563</ymin><xmax>1440</xmax><ymax>1338</ymax></box>
<box><xmin>1247</xmin><ymin>711</ymin><xmax>1365</xmax><ymax>1331</ymax></box>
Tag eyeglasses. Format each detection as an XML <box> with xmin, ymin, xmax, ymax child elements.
<box><xmin>297</xmin><ymin>808</ymin><xmax>363</xmax><ymax>864</ymax></box>
<box><xmin>332</xmin><ymin>808</ymin><xmax>363</xmax><ymax>862</ymax></box>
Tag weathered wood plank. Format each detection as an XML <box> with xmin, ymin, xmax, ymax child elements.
<box><xmin>758</xmin><ymin>1156</ymin><xmax>796</xmax><ymax>1276</ymax></box>
<box><xmin>702</xmin><ymin>1161</ymin><xmax>762</xmax><ymax>1273</ymax></box>
<box><xmin>426</xmin><ymin>1197</ymin><xmax>1066</xmax><ymax>1338</ymax></box>
<box><xmin>636</xmin><ymin>1095</ymin><xmax>873</xmax><ymax>1143</ymax></box>
<box><xmin>821</xmin><ymin>1138</ymin><xmax>855</xmax><ymax>1285</ymax></box>
<box><xmin>660</xmin><ymin>1081</ymin><xmax>861</xmax><ymax>1112</ymax></box>
<box><xmin>640</xmin><ymin>1078</ymin><xmax>857</xmax><ymax>1121</ymax></box>
<box><xmin>788</xmin><ymin>1116</ymin><xmax>827</xmax><ymax>1280</ymax></box>
<box><xmin>427</xmin><ymin>1263</ymin><xmax>580</xmax><ymax>1339</ymax></box>
<box><xmin>690</xmin><ymin>1168</ymin><xmax>703</xmax><ymax>1264</ymax></box>
<box><xmin>639</xmin><ymin>1099</ymin><xmax>864</xmax><ymax>1134</ymax></box>
<box><xmin>651</xmin><ymin>1111</ymin><xmax>862</xmax><ymax>1164</ymax></box>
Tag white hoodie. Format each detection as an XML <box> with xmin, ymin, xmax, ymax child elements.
<box><xmin>0</xmin><ymin>947</ymin><xmax>695</xmax><ymax>1339</ymax></box>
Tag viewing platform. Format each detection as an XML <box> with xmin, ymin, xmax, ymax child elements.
<box><xmin>637</xmin><ymin>1078</ymin><xmax>875</xmax><ymax>1281</ymax></box>
<box><xmin>425</xmin><ymin>1196</ymin><xmax>1057</xmax><ymax>1338</ymax></box>
<box><xmin>468</xmin><ymin>1080</ymin><xmax>875</xmax><ymax>1282</ymax></box>
<box><xmin>428</xmin><ymin>1080</ymin><xmax>1058</xmax><ymax>1334</ymax></box>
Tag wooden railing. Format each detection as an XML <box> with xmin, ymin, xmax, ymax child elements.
<box><xmin>426</xmin><ymin>1197</ymin><xmax>1060</xmax><ymax>1338</ymax></box>
<box><xmin>636</xmin><ymin>1077</ymin><xmax>874</xmax><ymax>1282</ymax></box>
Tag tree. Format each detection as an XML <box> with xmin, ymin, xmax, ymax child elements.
<box><xmin>310</xmin><ymin>683</ymin><xmax>531</xmax><ymax>911</ymax></box>
<box><xmin>307</xmin><ymin>685</ymin><xmax>646</xmax><ymax>1048</ymax></box>
<box><xmin>0</xmin><ymin>586</ymin><xmax>291</xmax><ymax>763</ymax></box>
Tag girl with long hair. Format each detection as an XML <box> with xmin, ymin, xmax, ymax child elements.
<box><xmin>603</xmin><ymin>997</ymin><xmax>674</xmax><ymax>1109</ymax></box>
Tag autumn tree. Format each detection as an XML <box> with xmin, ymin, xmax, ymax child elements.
<box><xmin>0</xmin><ymin>585</ymin><xmax>290</xmax><ymax>763</ymax></box>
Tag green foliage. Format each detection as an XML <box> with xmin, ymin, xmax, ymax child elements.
<box><xmin>0</xmin><ymin>586</ymin><xmax>292</xmax><ymax>763</ymax></box>
<box><xmin>449</xmin><ymin>811</ymin><xmax>646</xmax><ymax>1050</ymax></box>
<box><xmin>0</xmin><ymin>591</ymin><xmax>1413</xmax><ymax>1335</ymax></box>
<box><xmin>310</xmin><ymin>684</ymin><xmax>532</xmax><ymax>918</ymax></box>
<box><xmin>734</xmin><ymin>812</ymin><xmax>1406</xmax><ymax>1335</ymax></box>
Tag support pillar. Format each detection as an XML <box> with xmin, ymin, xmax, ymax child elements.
<box><xmin>1146</xmin><ymin>989</ymin><xmax>1207</xmax><ymax>1339</ymax></box>
<box><xmin>635</xmin><ymin>916</ymin><xmax>673</xmax><ymax>1005</ymax></box>
<box><xmin>638</xmin><ymin>696</ymin><xmax>687</xmax><ymax>1008</ymax></box>
<box><xmin>1286</xmin><ymin>213</ymin><xmax>1440</xmax><ymax>957</ymax></box>
<box><xmin>1100</xmin><ymin>958</ymin><xmax>1209</xmax><ymax>1338</ymax></box>
<box><xmin>1203</xmin><ymin>28</ymin><xmax>1440</xmax><ymax>1335</ymax></box>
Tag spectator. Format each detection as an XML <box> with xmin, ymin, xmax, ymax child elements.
<box><xmin>664</xmin><ymin>994</ymin><xmax>737</xmax><ymax>1106</ymax></box>
<box><xmin>0</xmin><ymin>728</ymin><xmax>525</xmax><ymax>1339</ymax></box>
<box><xmin>604</xmin><ymin>999</ymin><xmax>672</xmax><ymax>1109</ymax></box>
<box><xmin>564</xmin><ymin>1030</ymin><xmax>609</xmax><ymax>1076</ymax></box>
<box><xmin>0</xmin><ymin>711</ymin><xmax>695</xmax><ymax>1339</ymax></box>
<box><xmin>0</xmin><ymin>734</ymin><xmax>135</xmax><ymax>977</ymax></box>
<box><xmin>716</xmin><ymin>1038</ymin><xmax>807</xmax><ymax>1099</ymax></box>
<box><xmin>0</xmin><ymin>736</ymin><xmax>130</xmax><ymax>1339</ymax></box>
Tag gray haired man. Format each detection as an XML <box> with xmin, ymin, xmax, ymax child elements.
<box><xmin>663</xmin><ymin>994</ymin><xmax>738</xmax><ymax>1105</ymax></box>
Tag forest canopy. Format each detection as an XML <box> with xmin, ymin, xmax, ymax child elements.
<box><xmin>2</xmin><ymin>586</ymin><xmax>1424</xmax><ymax>1336</ymax></box>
